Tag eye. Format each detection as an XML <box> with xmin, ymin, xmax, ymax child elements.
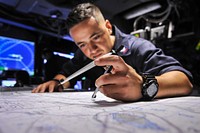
<box><xmin>79</xmin><ymin>43</ymin><xmax>86</xmax><ymax>49</ymax></box>
<box><xmin>93</xmin><ymin>34</ymin><xmax>101</xmax><ymax>41</ymax></box>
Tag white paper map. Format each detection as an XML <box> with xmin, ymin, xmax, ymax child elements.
<box><xmin>0</xmin><ymin>91</ymin><xmax>200</xmax><ymax>133</ymax></box>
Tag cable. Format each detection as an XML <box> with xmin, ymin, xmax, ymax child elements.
<box><xmin>133</xmin><ymin>0</ymin><xmax>174</xmax><ymax>30</ymax></box>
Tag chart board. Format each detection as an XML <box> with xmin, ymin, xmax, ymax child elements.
<box><xmin>0</xmin><ymin>91</ymin><xmax>200</xmax><ymax>133</ymax></box>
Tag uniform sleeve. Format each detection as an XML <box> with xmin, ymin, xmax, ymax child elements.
<box><xmin>131</xmin><ymin>38</ymin><xmax>193</xmax><ymax>82</ymax></box>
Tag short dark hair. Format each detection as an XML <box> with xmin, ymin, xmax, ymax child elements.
<box><xmin>66</xmin><ymin>3</ymin><xmax>105</xmax><ymax>31</ymax></box>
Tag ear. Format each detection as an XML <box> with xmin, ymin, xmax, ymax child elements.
<box><xmin>105</xmin><ymin>19</ymin><xmax>112</xmax><ymax>34</ymax></box>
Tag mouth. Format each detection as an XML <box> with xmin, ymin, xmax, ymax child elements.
<box><xmin>93</xmin><ymin>53</ymin><xmax>103</xmax><ymax>60</ymax></box>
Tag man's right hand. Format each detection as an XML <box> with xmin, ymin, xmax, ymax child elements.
<box><xmin>32</xmin><ymin>80</ymin><xmax>61</xmax><ymax>93</ymax></box>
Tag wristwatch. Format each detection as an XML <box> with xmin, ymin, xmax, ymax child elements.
<box><xmin>52</xmin><ymin>78</ymin><xmax>64</xmax><ymax>92</ymax></box>
<box><xmin>141</xmin><ymin>74</ymin><xmax>159</xmax><ymax>100</ymax></box>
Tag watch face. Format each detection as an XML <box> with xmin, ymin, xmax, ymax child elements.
<box><xmin>147</xmin><ymin>83</ymin><xmax>158</xmax><ymax>97</ymax></box>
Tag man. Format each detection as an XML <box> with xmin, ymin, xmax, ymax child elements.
<box><xmin>32</xmin><ymin>3</ymin><xmax>193</xmax><ymax>102</ymax></box>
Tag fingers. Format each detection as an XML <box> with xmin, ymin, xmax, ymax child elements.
<box><xmin>32</xmin><ymin>84</ymin><xmax>46</xmax><ymax>93</ymax></box>
<box><xmin>95</xmin><ymin>74</ymin><xmax>130</xmax><ymax>100</ymax></box>
<box><xmin>31</xmin><ymin>81</ymin><xmax>58</xmax><ymax>93</ymax></box>
<box><xmin>95</xmin><ymin>61</ymin><xmax>143</xmax><ymax>101</ymax></box>
<box><xmin>96</xmin><ymin>73</ymin><xmax>128</xmax><ymax>88</ymax></box>
<box><xmin>94</xmin><ymin>55</ymin><xmax>128</xmax><ymax>73</ymax></box>
<box><xmin>98</xmin><ymin>84</ymin><xmax>139</xmax><ymax>102</ymax></box>
<box><xmin>48</xmin><ymin>83</ymin><xmax>56</xmax><ymax>92</ymax></box>
<box><xmin>97</xmin><ymin>83</ymin><xmax>142</xmax><ymax>102</ymax></box>
<box><xmin>98</xmin><ymin>85</ymin><xmax>128</xmax><ymax>101</ymax></box>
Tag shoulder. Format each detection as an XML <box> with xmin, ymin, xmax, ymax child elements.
<box><xmin>125</xmin><ymin>36</ymin><xmax>159</xmax><ymax>57</ymax></box>
<box><xmin>132</xmin><ymin>37</ymin><xmax>156</xmax><ymax>50</ymax></box>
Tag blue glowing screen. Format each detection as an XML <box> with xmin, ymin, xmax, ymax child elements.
<box><xmin>0</xmin><ymin>36</ymin><xmax>35</xmax><ymax>76</ymax></box>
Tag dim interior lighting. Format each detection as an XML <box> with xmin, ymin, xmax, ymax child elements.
<box><xmin>53</xmin><ymin>52</ymin><xmax>74</xmax><ymax>59</ymax></box>
<box><xmin>50</xmin><ymin>10</ymin><xmax>62</xmax><ymax>18</ymax></box>
<box><xmin>124</xmin><ymin>2</ymin><xmax>161</xmax><ymax>20</ymax></box>
<box><xmin>0</xmin><ymin>18</ymin><xmax>73</xmax><ymax>42</ymax></box>
<box><xmin>62</xmin><ymin>35</ymin><xmax>74</xmax><ymax>42</ymax></box>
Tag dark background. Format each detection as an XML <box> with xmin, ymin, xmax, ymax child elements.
<box><xmin>0</xmin><ymin>0</ymin><xmax>199</xmax><ymax>90</ymax></box>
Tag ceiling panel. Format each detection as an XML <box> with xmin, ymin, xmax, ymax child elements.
<box><xmin>95</xmin><ymin>0</ymin><xmax>154</xmax><ymax>18</ymax></box>
<box><xmin>0</xmin><ymin>0</ymin><xmax>70</xmax><ymax>19</ymax></box>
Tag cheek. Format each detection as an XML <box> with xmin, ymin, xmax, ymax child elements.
<box><xmin>101</xmin><ymin>39</ymin><xmax>112</xmax><ymax>51</ymax></box>
<box><xmin>81</xmin><ymin>49</ymin><xmax>92</xmax><ymax>59</ymax></box>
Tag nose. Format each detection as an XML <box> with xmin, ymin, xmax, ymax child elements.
<box><xmin>88</xmin><ymin>42</ymin><xmax>98</xmax><ymax>53</ymax></box>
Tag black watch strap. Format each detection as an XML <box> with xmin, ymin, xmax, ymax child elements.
<box><xmin>142</xmin><ymin>73</ymin><xmax>157</xmax><ymax>82</ymax></box>
<box><xmin>52</xmin><ymin>79</ymin><xmax>61</xmax><ymax>84</ymax></box>
<box><xmin>141</xmin><ymin>74</ymin><xmax>158</xmax><ymax>101</ymax></box>
<box><xmin>51</xmin><ymin>79</ymin><xmax>64</xmax><ymax>92</ymax></box>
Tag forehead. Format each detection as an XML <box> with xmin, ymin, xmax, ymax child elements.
<box><xmin>69</xmin><ymin>17</ymin><xmax>102</xmax><ymax>43</ymax></box>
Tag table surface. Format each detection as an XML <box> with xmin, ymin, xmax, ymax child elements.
<box><xmin>0</xmin><ymin>90</ymin><xmax>200</xmax><ymax>133</ymax></box>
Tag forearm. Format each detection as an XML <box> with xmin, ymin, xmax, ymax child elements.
<box><xmin>155</xmin><ymin>71</ymin><xmax>193</xmax><ymax>98</ymax></box>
